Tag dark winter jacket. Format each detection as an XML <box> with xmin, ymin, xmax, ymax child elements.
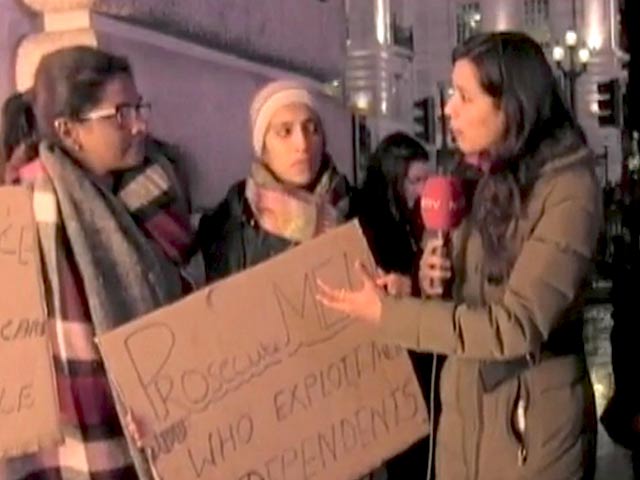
<box><xmin>198</xmin><ymin>178</ymin><xmax>354</xmax><ymax>281</ymax></box>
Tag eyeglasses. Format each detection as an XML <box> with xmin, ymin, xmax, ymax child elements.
<box><xmin>79</xmin><ymin>101</ymin><xmax>152</xmax><ymax>126</ymax></box>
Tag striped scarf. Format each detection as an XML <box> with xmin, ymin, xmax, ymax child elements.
<box><xmin>1</xmin><ymin>141</ymin><xmax>195</xmax><ymax>480</ymax></box>
<box><xmin>245</xmin><ymin>156</ymin><xmax>351</xmax><ymax>242</ymax></box>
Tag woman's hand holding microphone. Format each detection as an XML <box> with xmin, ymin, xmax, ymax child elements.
<box><xmin>419</xmin><ymin>232</ymin><xmax>453</xmax><ymax>297</ymax></box>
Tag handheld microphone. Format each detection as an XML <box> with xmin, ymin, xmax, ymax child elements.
<box><xmin>420</xmin><ymin>175</ymin><xmax>465</xmax><ymax>298</ymax></box>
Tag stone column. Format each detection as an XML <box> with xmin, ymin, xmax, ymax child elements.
<box><xmin>15</xmin><ymin>0</ymin><xmax>97</xmax><ymax>91</ymax></box>
<box><xmin>0</xmin><ymin>0</ymin><xmax>35</xmax><ymax>101</ymax></box>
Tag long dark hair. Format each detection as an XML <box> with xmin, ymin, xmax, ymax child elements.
<box><xmin>363</xmin><ymin>131</ymin><xmax>430</xmax><ymax>223</ymax></box>
<box><xmin>360</xmin><ymin>132</ymin><xmax>430</xmax><ymax>273</ymax></box>
<box><xmin>453</xmin><ymin>32</ymin><xmax>587</xmax><ymax>274</ymax></box>
<box><xmin>1</xmin><ymin>46</ymin><xmax>132</xmax><ymax>181</ymax></box>
<box><xmin>1</xmin><ymin>91</ymin><xmax>38</xmax><ymax>181</ymax></box>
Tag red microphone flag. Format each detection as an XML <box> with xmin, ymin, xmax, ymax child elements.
<box><xmin>420</xmin><ymin>175</ymin><xmax>466</xmax><ymax>232</ymax></box>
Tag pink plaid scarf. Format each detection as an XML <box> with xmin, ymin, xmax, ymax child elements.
<box><xmin>245</xmin><ymin>157</ymin><xmax>351</xmax><ymax>242</ymax></box>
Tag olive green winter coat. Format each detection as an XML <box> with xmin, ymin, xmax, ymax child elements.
<box><xmin>379</xmin><ymin>146</ymin><xmax>602</xmax><ymax>480</ymax></box>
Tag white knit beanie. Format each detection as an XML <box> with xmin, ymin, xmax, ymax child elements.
<box><xmin>249</xmin><ymin>80</ymin><xmax>317</xmax><ymax>157</ymax></box>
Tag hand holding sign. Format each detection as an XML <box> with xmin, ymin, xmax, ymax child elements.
<box><xmin>97</xmin><ymin>222</ymin><xmax>428</xmax><ymax>480</ymax></box>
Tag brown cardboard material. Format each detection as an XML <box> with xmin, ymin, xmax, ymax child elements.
<box><xmin>98</xmin><ymin>221</ymin><xmax>428</xmax><ymax>480</ymax></box>
<box><xmin>0</xmin><ymin>187</ymin><xmax>61</xmax><ymax>458</ymax></box>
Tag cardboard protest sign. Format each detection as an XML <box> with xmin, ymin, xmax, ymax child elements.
<box><xmin>98</xmin><ymin>221</ymin><xmax>428</xmax><ymax>480</ymax></box>
<box><xmin>0</xmin><ymin>187</ymin><xmax>61</xmax><ymax>457</ymax></box>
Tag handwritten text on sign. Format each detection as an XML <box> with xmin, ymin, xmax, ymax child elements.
<box><xmin>98</xmin><ymin>222</ymin><xmax>428</xmax><ymax>480</ymax></box>
<box><xmin>0</xmin><ymin>187</ymin><xmax>61</xmax><ymax>458</ymax></box>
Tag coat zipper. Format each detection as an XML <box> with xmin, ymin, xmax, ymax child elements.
<box><xmin>512</xmin><ymin>377</ymin><xmax>529</xmax><ymax>467</ymax></box>
<box><xmin>473</xmin><ymin>368</ymin><xmax>484</xmax><ymax>480</ymax></box>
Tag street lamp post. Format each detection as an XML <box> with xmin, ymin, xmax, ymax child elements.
<box><xmin>347</xmin><ymin>90</ymin><xmax>373</xmax><ymax>186</ymax></box>
<box><xmin>552</xmin><ymin>29</ymin><xmax>591</xmax><ymax>112</ymax></box>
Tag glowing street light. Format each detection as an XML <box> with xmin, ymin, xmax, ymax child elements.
<box><xmin>553</xmin><ymin>30</ymin><xmax>593</xmax><ymax>112</ymax></box>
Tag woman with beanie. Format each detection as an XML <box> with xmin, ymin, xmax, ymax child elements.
<box><xmin>198</xmin><ymin>79</ymin><xmax>353</xmax><ymax>281</ymax></box>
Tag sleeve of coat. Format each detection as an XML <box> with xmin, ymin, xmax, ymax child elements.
<box><xmin>377</xmin><ymin>165</ymin><xmax>602</xmax><ymax>360</ymax></box>
<box><xmin>197</xmin><ymin>198</ymin><xmax>237</xmax><ymax>282</ymax></box>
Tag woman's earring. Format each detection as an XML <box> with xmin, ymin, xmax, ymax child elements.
<box><xmin>54</xmin><ymin>118</ymin><xmax>82</xmax><ymax>152</ymax></box>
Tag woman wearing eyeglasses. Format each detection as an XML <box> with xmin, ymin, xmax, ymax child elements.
<box><xmin>317</xmin><ymin>32</ymin><xmax>601</xmax><ymax>479</ymax></box>
<box><xmin>0</xmin><ymin>46</ymin><xmax>198</xmax><ymax>479</ymax></box>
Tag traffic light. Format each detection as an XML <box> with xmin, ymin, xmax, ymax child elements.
<box><xmin>413</xmin><ymin>97</ymin><xmax>435</xmax><ymax>144</ymax></box>
<box><xmin>596</xmin><ymin>79</ymin><xmax>621</xmax><ymax>127</ymax></box>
